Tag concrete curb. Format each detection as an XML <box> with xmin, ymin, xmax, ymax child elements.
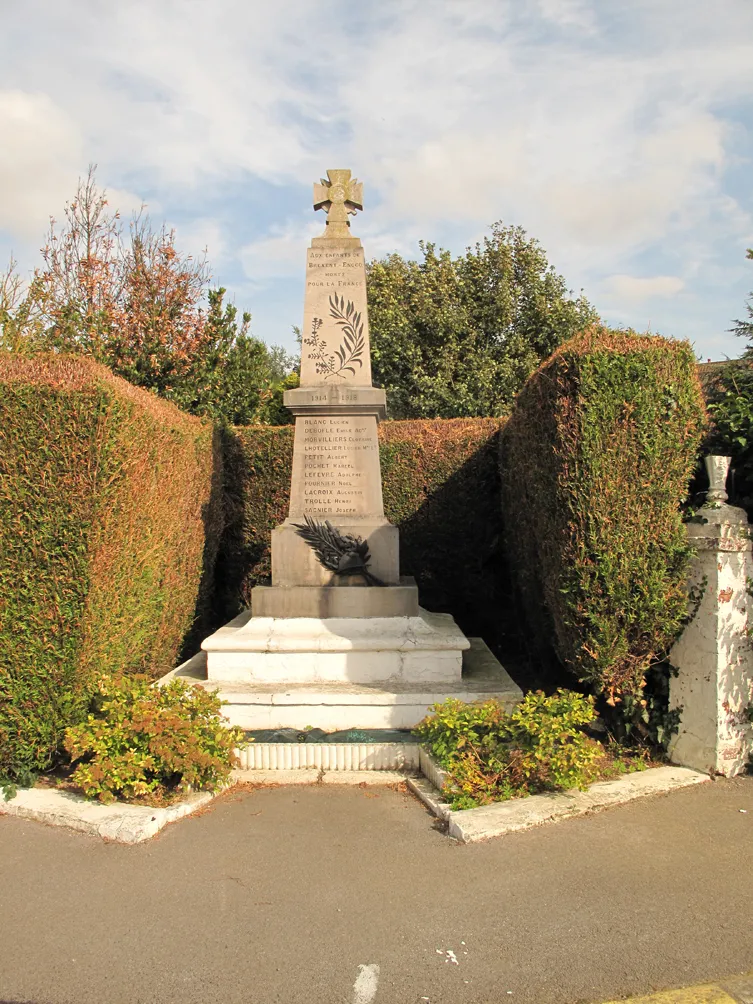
<box><xmin>406</xmin><ymin>764</ymin><xmax>710</xmax><ymax>843</ymax></box>
<box><xmin>0</xmin><ymin>786</ymin><xmax>216</xmax><ymax>843</ymax></box>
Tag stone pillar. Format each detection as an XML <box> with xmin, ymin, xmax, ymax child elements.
<box><xmin>668</xmin><ymin>457</ymin><xmax>753</xmax><ymax>776</ymax></box>
<box><xmin>250</xmin><ymin>170</ymin><xmax>418</xmax><ymax>618</ymax></box>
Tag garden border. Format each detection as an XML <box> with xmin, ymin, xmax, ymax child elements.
<box><xmin>406</xmin><ymin>751</ymin><xmax>710</xmax><ymax>843</ymax></box>
<box><xmin>0</xmin><ymin>749</ymin><xmax>711</xmax><ymax>844</ymax></box>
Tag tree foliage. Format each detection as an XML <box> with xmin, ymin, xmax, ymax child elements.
<box><xmin>0</xmin><ymin>167</ymin><xmax>294</xmax><ymax>425</ymax></box>
<box><xmin>366</xmin><ymin>223</ymin><xmax>598</xmax><ymax>418</ymax></box>
<box><xmin>733</xmin><ymin>248</ymin><xmax>753</xmax><ymax>343</ymax></box>
<box><xmin>706</xmin><ymin>248</ymin><xmax>753</xmax><ymax>512</ymax></box>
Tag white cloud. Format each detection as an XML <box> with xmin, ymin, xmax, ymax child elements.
<box><xmin>537</xmin><ymin>0</ymin><xmax>598</xmax><ymax>33</ymax></box>
<box><xmin>240</xmin><ymin>218</ymin><xmax>319</xmax><ymax>283</ymax></box>
<box><xmin>0</xmin><ymin>91</ymin><xmax>81</xmax><ymax>237</ymax></box>
<box><xmin>603</xmin><ymin>274</ymin><xmax>685</xmax><ymax>301</ymax></box>
<box><xmin>172</xmin><ymin>217</ymin><xmax>227</xmax><ymax>268</ymax></box>
<box><xmin>240</xmin><ymin>211</ymin><xmax>417</xmax><ymax>287</ymax></box>
<box><xmin>0</xmin><ymin>0</ymin><xmax>751</xmax><ymax>355</ymax></box>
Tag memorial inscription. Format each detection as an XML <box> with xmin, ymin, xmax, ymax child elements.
<box><xmin>289</xmin><ymin>415</ymin><xmax>382</xmax><ymax>518</ymax></box>
<box><xmin>301</xmin><ymin>245</ymin><xmax>371</xmax><ymax>386</ymax></box>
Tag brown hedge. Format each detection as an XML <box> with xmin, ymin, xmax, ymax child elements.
<box><xmin>214</xmin><ymin>418</ymin><xmax>509</xmax><ymax>644</ymax></box>
<box><xmin>500</xmin><ymin>326</ymin><xmax>706</xmax><ymax>715</ymax></box>
<box><xmin>0</xmin><ymin>353</ymin><xmax>221</xmax><ymax>778</ymax></box>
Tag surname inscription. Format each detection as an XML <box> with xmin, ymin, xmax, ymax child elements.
<box><xmin>289</xmin><ymin>415</ymin><xmax>381</xmax><ymax>518</ymax></box>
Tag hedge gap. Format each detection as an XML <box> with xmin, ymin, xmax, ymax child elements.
<box><xmin>0</xmin><ymin>353</ymin><xmax>221</xmax><ymax>777</ymax></box>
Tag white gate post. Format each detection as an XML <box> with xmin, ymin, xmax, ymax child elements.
<box><xmin>668</xmin><ymin>457</ymin><xmax>753</xmax><ymax>776</ymax></box>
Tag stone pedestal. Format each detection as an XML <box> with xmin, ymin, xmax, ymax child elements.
<box><xmin>204</xmin><ymin>608</ymin><xmax>469</xmax><ymax>685</ymax></box>
<box><xmin>668</xmin><ymin>501</ymin><xmax>753</xmax><ymax>776</ymax></box>
<box><xmin>252</xmin><ymin>578</ymin><xmax>419</xmax><ymax>619</ymax></box>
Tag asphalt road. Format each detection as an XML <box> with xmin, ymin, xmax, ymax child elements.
<box><xmin>1</xmin><ymin>776</ymin><xmax>753</xmax><ymax>1004</ymax></box>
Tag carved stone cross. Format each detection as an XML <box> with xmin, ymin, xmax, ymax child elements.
<box><xmin>313</xmin><ymin>169</ymin><xmax>363</xmax><ymax>239</ymax></box>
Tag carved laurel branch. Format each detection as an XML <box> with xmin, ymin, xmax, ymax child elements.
<box><xmin>303</xmin><ymin>295</ymin><xmax>365</xmax><ymax>379</ymax></box>
<box><xmin>328</xmin><ymin>294</ymin><xmax>365</xmax><ymax>376</ymax></box>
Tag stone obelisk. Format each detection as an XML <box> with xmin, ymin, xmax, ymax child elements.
<box><xmin>251</xmin><ymin>169</ymin><xmax>418</xmax><ymax>618</ymax></box>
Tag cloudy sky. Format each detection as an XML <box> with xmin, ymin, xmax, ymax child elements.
<box><xmin>1</xmin><ymin>0</ymin><xmax>751</xmax><ymax>359</ymax></box>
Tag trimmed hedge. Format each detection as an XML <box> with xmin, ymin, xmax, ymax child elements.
<box><xmin>500</xmin><ymin>327</ymin><xmax>705</xmax><ymax>714</ymax></box>
<box><xmin>214</xmin><ymin>419</ymin><xmax>509</xmax><ymax>644</ymax></box>
<box><xmin>0</xmin><ymin>353</ymin><xmax>221</xmax><ymax>778</ymax></box>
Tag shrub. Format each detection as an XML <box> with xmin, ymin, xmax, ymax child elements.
<box><xmin>500</xmin><ymin>326</ymin><xmax>706</xmax><ymax>722</ymax></box>
<box><xmin>415</xmin><ymin>690</ymin><xmax>603</xmax><ymax>809</ymax></box>
<box><xmin>215</xmin><ymin>419</ymin><xmax>513</xmax><ymax>646</ymax></box>
<box><xmin>213</xmin><ymin>424</ymin><xmax>294</xmax><ymax>618</ymax></box>
<box><xmin>0</xmin><ymin>353</ymin><xmax>221</xmax><ymax>781</ymax></box>
<box><xmin>64</xmin><ymin>674</ymin><xmax>243</xmax><ymax>803</ymax></box>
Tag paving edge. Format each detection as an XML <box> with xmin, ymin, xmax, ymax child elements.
<box><xmin>405</xmin><ymin>764</ymin><xmax>710</xmax><ymax>843</ymax></box>
<box><xmin>0</xmin><ymin>786</ymin><xmax>217</xmax><ymax>843</ymax></box>
<box><xmin>599</xmin><ymin>969</ymin><xmax>753</xmax><ymax>1001</ymax></box>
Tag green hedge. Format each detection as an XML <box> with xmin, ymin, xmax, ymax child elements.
<box><xmin>214</xmin><ymin>419</ymin><xmax>508</xmax><ymax>644</ymax></box>
<box><xmin>500</xmin><ymin>326</ymin><xmax>705</xmax><ymax>715</ymax></box>
<box><xmin>0</xmin><ymin>353</ymin><xmax>221</xmax><ymax>779</ymax></box>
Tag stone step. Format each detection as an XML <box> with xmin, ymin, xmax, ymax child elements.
<box><xmin>165</xmin><ymin>638</ymin><xmax>523</xmax><ymax>731</ymax></box>
<box><xmin>235</xmin><ymin>742</ymin><xmax>420</xmax><ymax>771</ymax></box>
<box><xmin>200</xmin><ymin>607</ymin><xmax>470</xmax><ymax>685</ymax></box>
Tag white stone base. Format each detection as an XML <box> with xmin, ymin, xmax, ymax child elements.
<box><xmin>165</xmin><ymin>635</ymin><xmax>522</xmax><ymax>731</ymax></box>
<box><xmin>201</xmin><ymin>607</ymin><xmax>469</xmax><ymax>685</ymax></box>
<box><xmin>232</xmin><ymin>769</ymin><xmax>412</xmax><ymax>786</ymax></box>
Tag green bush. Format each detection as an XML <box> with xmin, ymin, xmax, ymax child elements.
<box><xmin>415</xmin><ymin>690</ymin><xmax>604</xmax><ymax>809</ymax></box>
<box><xmin>64</xmin><ymin>674</ymin><xmax>243</xmax><ymax>803</ymax></box>
<box><xmin>215</xmin><ymin>419</ymin><xmax>511</xmax><ymax>646</ymax></box>
<box><xmin>0</xmin><ymin>353</ymin><xmax>222</xmax><ymax>781</ymax></box>
<box><xmin>500</xmin><ymin>326</ymin><xmax>706</xmax><ymax>721</ymax></box>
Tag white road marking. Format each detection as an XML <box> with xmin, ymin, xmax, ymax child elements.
<box><xmin>352</xmin><ymin>963</ymin><xmax>380</xmax><ymax>1004</ymax></box>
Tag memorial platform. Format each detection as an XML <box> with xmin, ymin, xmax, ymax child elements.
<box><xmin>162</xmin><ymin>630</ymin><xmax>523</xmax><ymax>730</ymax></box>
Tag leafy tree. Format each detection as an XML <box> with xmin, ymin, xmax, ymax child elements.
<box><xmin>707</xmin><ymin>248</ymin><xmax>753</xmax><ymax>512</ymax></box>
<box><xmin>0</xmin><ymin>168</ymin><xmax>294</xmax><ymax>425</ymax></box>
<box><xmin>259</xmin><ymin>370</ymin><xmax>299</xmax><ymax>426</ymax></box>
<box><xmin>0</xmin><ymin>258</ymin><xmax>47</xmax><ymax>353</ymax></box>
<box><xmin>733</xmin><ymin>248</ymin><xmax>753</xmax><ymax>343</ymax></box>
<box><xmin>366</xmin><ymin>223</ymin><xmax>598</xmax><ymax>418</ymax></box>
